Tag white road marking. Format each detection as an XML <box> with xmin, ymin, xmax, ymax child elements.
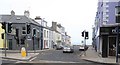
<box><xmin>29</xmin><ymin>57</ymin><xmax>37</xmax><ymax>61</ymax></box>
<box><xmin>15</xmin><ymin>61</ymin><xmax>24</xmax><ymax>63</ymax></box>
<box><xmin>2</xmin><ymin>58</ymin><xmax>17</xmax><ymax>61</ymax></box>
<box><xmin>22</xmin><ymin>60</ymin><xmax>80</xmax><ymax>63</ymax></box>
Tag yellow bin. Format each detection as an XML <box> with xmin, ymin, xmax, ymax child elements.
<box><xmin>21</xmin><ymin>47</ymin><xmax>26</xmax><ymax>57</ymax></box>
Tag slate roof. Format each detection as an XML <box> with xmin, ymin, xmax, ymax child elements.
<box><xmin>0</xmin><ymin>15</ymin><xmax>40</xmax><ymax>26</ymax></box>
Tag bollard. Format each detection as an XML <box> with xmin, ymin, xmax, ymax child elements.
<box><xmin>21</xmin><ymin>47</ymin><xmax>26</xmax><ymax>57</ymax></box>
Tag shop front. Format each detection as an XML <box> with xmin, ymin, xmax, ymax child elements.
<box><xmin>100</xmin><ymin>25</ymin><xmax>120</xmax><ymax>58</ymax></box>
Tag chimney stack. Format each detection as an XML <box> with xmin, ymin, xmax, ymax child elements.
<box><xmin>24</xmin><ymin>10</ymin><xmax>30</xmax><ymax>17</ymax></box>
<box><xmin>11</xmin><ymin>10</ymin><xmax>15</xmax><ymax>16</ymax></box>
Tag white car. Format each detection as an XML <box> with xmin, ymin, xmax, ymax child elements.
<box><xmin>79</xmin><ymin>45</ymin><xmax>88</xmax><ymax>51</ymax></box>
<box><xmin>63</xmin><ymin>46</ymin><xmax>74</xmax><ymax>53</ymax></box>
<box><xmin>79</xmin><ymin>45</ymin><xmax>85</xmax><ymax>51</ymax></box>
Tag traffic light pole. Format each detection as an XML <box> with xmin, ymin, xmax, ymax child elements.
<box><xmin>83</xmin><ymin>30</ymin><xmax>86</xmax><ymax>56</ymax></box>
<box><xmin>4</xmin><ymin>23</ymin><xmax>7</xmax><ymax>57</ymax></box>
<box><xmin>26</xmin><ymin>23</ymin><xmax>28</xmax><ymax>56</ymax></box>
<box><xmin>2</xmin><ymin>22</ymin><xmax>13</xmax><ymax>57</ymax></box>
<box><xmin>84</xmin><ymin>35</ymin><xmax>86</xmax><ymax>56</ymax></box>
<box><xmin>116</xmin><ymin>26</ymin><xmax>119</xmax><ymax>63</ymax></box>
<box><xmin>82</xmin><ymin>30</ymin><xmax>89</xmax><ymax>56</ymax></box>
<box><xmin>26</xmin><ymin>35</ymin><xmax>28</xmax><ymax>56</ymax></box>
<box><xmin>33</xmin><ymin>36</ymin><xmax>35</xmax><ymax>53</ymax></box>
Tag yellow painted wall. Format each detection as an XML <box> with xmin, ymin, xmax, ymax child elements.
<box><xmin>0</xmin><ymin>23</ymin><xmax>6</xmax><ymax>48</ymax></box>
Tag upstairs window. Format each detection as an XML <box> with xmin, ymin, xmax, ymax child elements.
<box><xmin>115</xmin><ymin>6</ymin><xmax>120</xmax><ymax>23</ymax></box>
<box><xmin>22</xmin><ymin>27</ymin><xmax>26</xmax><ymax>35</ymax></box>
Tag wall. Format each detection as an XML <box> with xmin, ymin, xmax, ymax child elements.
<box><xmin>0</xmin><ymin>23</ymin><xmax>5</xmax><ymax>48</ymax></box>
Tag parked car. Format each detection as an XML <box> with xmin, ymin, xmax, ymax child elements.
<box><xmin>54</xmin><ymin>45</ymin><xmax>64</xmax><ymax>50</ymax></box>
<box><xmin>79</xmin><ymin>45</ymin><xmax>88</xmax><ymax>51</ymax></box>
<box><xmin>63</xmin><ymin>46</ymin><xmax>74</xmax><ymax>53</ymax></box>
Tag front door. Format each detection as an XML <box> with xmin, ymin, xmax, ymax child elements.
<box><xmin>8</xmin><ymin>39</ymin><xmax>12</xmax><ymax>50</ymax></box>
<box><xmin>102</xmin><ymin>35</ymin><xmax>108</xmax><ymax>57</ymax></box>
<box><xmin>109</xmin><ymin>37</ymin><xmax>116</xmax><ymax>56</ymax></box>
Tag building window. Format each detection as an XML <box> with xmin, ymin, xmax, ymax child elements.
<box><xmin>22</xmin><ymin>27</ymin><xmax>26</xmax><ymax>30</ymax></box>
<box><xmin>22</xmin><ymin>27</ymin><xmax>26</xmax><ymax>35</ymax></box>
<box><xmin>101</xmin><ymin>3</ymin><xmax>103</xmax><ymax>7</ymax></box>
<box><xmin>106</xmin><ymin>17</ymin><xmax>109</xmax><ymax>19</ymax></box>
<box><xmin>46</xmin><ymin>40</ymin><xmax>48</xmax><ymax>48</ymax></box>
<box><xmin>115</xmin><ymin>6</ymin><xmax>120</xmax><ymax>23</ymax></box>
<box><xmin>106</xmin><ymin>7</ymin><xmax>108</xmax><ymax>10</ymax></box>
<box><xmin>106</xmin><ymin>12</ymin><xmax>109</xmax><ymax>15</ymax></box>
<box><xmin>22</xmin><ymin>31</ymin><xmax>26</xmax><ymax>34</ymax></box>
<box><xmin>106</xmin><ymin>2</ymin><xmax>108</xmax><ymax>5</ymax></box>
<box><xmin>116</xmin><ymin>16</ymin><xmax>120</xmax><ymax>23</ymax></box>
<box><xmin>115</xmin><ymin>6</ymin><xmax>120</xmax><ymax>15</ymax></box>
<box><xmin>103</xmin><ymin>21</ymin><xmax>107</xmax><ymax>24</ymax></box>
<box><xmin>99</xmin><ymin>12</ymin><xmax>100</xmax><ymax>14</ymax></box>
<box><xmin>33</xmin><ymin>29</ymin><xmax>36</xmax><ymax>36</ymax></box>
<box><xmin>102</xmin><ymin>11</ymin><xmax>103</xmax><ymax>15</ymax></box>
<box><xmin>47</xmin><ymin>31</ymin><xmax>48</xmax><ymax>38</ymax></box>
<box><xmin>44</xmin><ymin>30</ymin><xmax>46</xmax><ymax>38</ymax></box>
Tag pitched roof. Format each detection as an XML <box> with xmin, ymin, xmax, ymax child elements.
<box><xmin>0</xmin><ymin>15</ymin><xmax>40</xmax><ymax>26</ymax></box>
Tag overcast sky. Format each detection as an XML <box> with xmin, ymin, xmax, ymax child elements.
<box><xmin>0</xmin><ymin>0</ymin><xmax>98</xmax><ymax>45</ymax></box>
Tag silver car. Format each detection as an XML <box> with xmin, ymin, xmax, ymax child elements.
<box><xmin>63</xmin><ymin>46</ymin><xmax>74</xmax><ymax>53</ymax></box>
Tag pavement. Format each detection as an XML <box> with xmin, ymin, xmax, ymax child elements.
<box><xmin>80</xmin><ymin>46</ymin><xmax>120</xmax><ymax>64</ymax></box>
<box><xmin>0</xmin><ymin>49</ymin><xmax>52</xmax><ymax>61</ymax></box>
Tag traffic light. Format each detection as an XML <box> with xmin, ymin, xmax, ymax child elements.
<box><xmin>27</xmin><ymin>24</ymin><xmax>31</xmax><ymax>34</ymax></box>
<box><xmin>1</xmin><ymin>33</ymin><xmax>4</xmax><ymax>39</ymax></box>
<box><xmin>8</xmin><ymin>23</ymin><xmax>12</xmax><ymax>33</ymax></box>
<box><xmin>85</xmin><ymin>32</ymin><xmax>89</xmax><ymax>39</ymax></box>
<box><xmin>1</xmin><ymin>22</ymin><xmax>6</xmax><ymax>30</ymax></box>
<box><xmin>82</xmin><ymin>31</ymin><xmax>84</xmax><ymax>37</ymax></box>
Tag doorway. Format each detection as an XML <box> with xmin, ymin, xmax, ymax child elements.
<box><xmin>108</xmin><ymin>37</ymin><xmax>116</xmax><ymax>56</ymax></box>
<box><xmin>8</xmin><ymin>39</ymin><xmax>12</xmax><ymax>50</ymax></box>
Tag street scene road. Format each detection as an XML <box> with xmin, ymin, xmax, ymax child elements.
<box><xmin>1</xmin><ymin>46</ymin><xmax>116</xmax><ymax>65</ymax></box>
<box><xmin>29</xmin><ymin>45</ymin><xmax>90</xmax><ymax>63</ymax></box>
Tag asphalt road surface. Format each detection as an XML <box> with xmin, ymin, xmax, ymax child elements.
<box><xmin>1</xmin><ymin>46</ymin><xmax>118</xmax><ymax>65</ymax></box>
<box><xmin>30</xmin><ymin>45</ymin><xmax>89</xmax><ymax>63</ymax></box>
